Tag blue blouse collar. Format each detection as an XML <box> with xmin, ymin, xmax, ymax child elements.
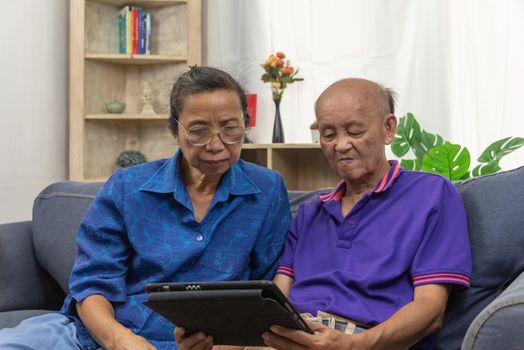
<box><xmin>140</xmin><ymin>150</ymin><xmax>260</xmax><ymax>205</ymax></box>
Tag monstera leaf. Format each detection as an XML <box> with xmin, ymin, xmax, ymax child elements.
<box><xmin>469</xmin><ymin>137</ymin><xmax>524</xmax><ymax>177</ymax></box>
<box><xmin>477</xmin><ymin>137</ymin><xmax>524</xmax><ymax>163</ymax></box>
<box><xmin>400</xmin><ymin>159</ymin><xmax>421</xmax><ymax>171</ymax></box>
<box><xmin>392</xmin><ymin>113</ymin><xmax>521</xmax><ymax>180</ymax></box>
<box><xmin>421</xmin><ymin>130</ymin><xmax>445</xmax><ymax>154</ymax></box>
<box><xmin>391</xmin><ymin>113</ymin><xmax>422</xmax><ymax>157</ymax></box>
<box><xmin>422</xmin><ymin>142</ymin><xmax>471</xmax><ymax>181</ymax></box>
<box><xmin>471</xmin><ymin>162</ymin><xmax>501</xmax><ymax>177</ymax></box>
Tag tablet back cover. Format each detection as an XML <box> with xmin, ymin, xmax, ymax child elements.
<box><xmin>144</xmin><ymin>288</ymin><xmax>305</xmax><ymax>346</ymax></box>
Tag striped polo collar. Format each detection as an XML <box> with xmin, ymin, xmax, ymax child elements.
<box><xmin>319</xmin><ymin>160</ymin><xmax>402</xmax><ymax>202</ymax></box>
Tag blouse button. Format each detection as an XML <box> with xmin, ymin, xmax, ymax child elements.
<box><xmin>196</xmin><ymin>234</ymin><xmax>204</xmax><ymax>241</ymax></box>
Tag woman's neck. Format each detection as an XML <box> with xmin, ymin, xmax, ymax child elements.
<box><xmin>180</xmin><ymin>158</ymin><xmax>221</xmax><ymax>194</ymax></box>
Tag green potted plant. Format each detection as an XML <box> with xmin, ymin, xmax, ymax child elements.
<box><xmin>391</xmin><ymin>113</ymin><xmax>524</xmax><ymax>180</ymax></box>
<box><xmin>115</xmin><ymin>150</ymin><xmax>147</xmax><ymax>169</ymax></box>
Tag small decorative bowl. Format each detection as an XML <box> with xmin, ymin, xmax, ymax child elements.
<box><xmin>104</xmin><ymin>101</ymin><xmax>126</xmax><ymax>114</ymax></box>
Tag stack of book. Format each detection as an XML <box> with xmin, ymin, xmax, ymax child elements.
<box><xmin>118</xmin><ymin>6</ymin><xmax>151</xmax><ymax>54</ymax></box>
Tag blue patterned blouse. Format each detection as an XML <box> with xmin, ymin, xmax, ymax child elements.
<box><xmin>60</xmin><ymin>150</ymin><xmax>291</xmax><ymax>350</ymax></box>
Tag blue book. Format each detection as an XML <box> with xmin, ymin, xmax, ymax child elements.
<box><xmin>138</xmin><ymin>7</ymin><xmax>143</xmax><ymax>54</ymax></box>
<box><xmin>118</xmin><ymin>6</ymin><xmax>128</xmax><ymax>53</ymax></box>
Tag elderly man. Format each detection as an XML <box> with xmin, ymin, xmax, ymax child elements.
<box><xmin>263</xmin><ymin>78</ymin><xmax>472</xmax><ymax>350</ymax></box>
<box><xmin>176</xmin><ymin>78</ymin><xmax>471</xmax><ymax>350</ymax></box>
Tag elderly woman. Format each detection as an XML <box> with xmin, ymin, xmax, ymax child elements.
<box><xmin>0</xmin><ymin>67</ymin><xmax>291</xmax><ymax>350</ymax></box>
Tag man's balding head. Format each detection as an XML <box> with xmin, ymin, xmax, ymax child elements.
<box><xmin>315</xmin><ymin>78</ymin><xmax>396</xmax><ymax>119</ymax></box>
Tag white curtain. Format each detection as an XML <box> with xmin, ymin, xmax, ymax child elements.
<box><xmin>203</xmin><ymin>0</ymin><xmax>524</xmax><ymax>170</ymax></box>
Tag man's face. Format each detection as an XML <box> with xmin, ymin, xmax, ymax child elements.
<box><xmin>315</xmin><ymin>82</ymin><xmax>396</xmax><ymax>182</ymax></box>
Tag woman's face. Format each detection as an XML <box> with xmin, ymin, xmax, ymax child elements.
<box><xmin>175</xmin><ymin>89</ymin><xmax>244</xmax><ymax>179</ymax></box>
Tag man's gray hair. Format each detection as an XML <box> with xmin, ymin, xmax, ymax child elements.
<box><xmin>380</xmin><ymin>85</ymin><xmax>398</xmax><ymax>115</ymax></box>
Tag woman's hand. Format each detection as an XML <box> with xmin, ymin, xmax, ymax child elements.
<box><xmin>174</xmin><ymin>327</ymin><xmax>214</xmax><ymax>350</ymax></box>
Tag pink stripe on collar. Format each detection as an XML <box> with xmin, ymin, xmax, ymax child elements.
<box><xmin>320</xmin><ymin>179</ymin><xmax>346</xmax><ymax>202</ymax></box>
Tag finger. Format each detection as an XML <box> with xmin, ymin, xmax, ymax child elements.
<box><xmin>174</xmin><ymin>327</ymin><xmax>186</xmax><ymax>343</ymax></box>
<box><xmin>305</xmin><ymin>320</ymin><xmax>330</xmax><ymax>332</ymax></box>
<box><xmin>262</xmin><ymin>331</ymin><xmax>305</xmax><ymax>350</ymax></box>
<box><xmin>269</xmin><ymin>325</ymin><xmax>316</xmax><ymax>346</ymax></box>
<box><xmin>178</xmin><ymin>332</ymin><xmax>213</xmax><ymax>350</ymax></box>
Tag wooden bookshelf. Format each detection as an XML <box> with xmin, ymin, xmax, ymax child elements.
<box><xmin>241</xmin><ymin>144</ymin><xmax>339</xmax><ymax>191</ymax></box>
<box><xmin>69</xmin><ymin>0</ymin><xmax>201</xmax><ymax>181</ymax></box>
<box><xmin>69</xmin><ymin>1</ymin><xmax>336</xmax><ymax>190</ymax></box>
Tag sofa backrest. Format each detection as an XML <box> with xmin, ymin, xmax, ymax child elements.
<box><xmin>32</xmin><ymin>181</ymin><xmax>103</xmax><ymax>294</ymax></box>
<box><xmin>433</xmin><ymin>165</ymin><xmax>524</xmax><ymax>349</ymax></box>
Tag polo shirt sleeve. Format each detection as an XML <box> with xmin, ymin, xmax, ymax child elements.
<box><xmin>69</xmin><ymin>171</ymin><xmax>131</xmax><ymax>303</ymax></box>
<box><xmin>410</xmin><ymin>183</ymin><xmax>472</xmax><ymax>288</ymax></box>
<box><xmin>249</xmin><ymin>174</ymin><xmax>292</xmax><ymax>280</ymax></box>
<box><xmin>275</xmin><ymin>203</ymin><xmax>304</xmax><ymax>280</ymax></box>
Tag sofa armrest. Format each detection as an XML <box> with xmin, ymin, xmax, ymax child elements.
<box><xmin>0</xmin><ymin>221</ymin><xmax>65</xmax><ymax>312</ymax></box>
<box><xmin>462</xmin><ymin>270</ymin><xmax>524</xmax><ymax>350</ymax></box>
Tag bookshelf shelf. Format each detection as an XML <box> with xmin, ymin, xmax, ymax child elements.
<box><xmin>85</xmin><ymin>53</ymin><xmax>187</xmax><ymax>64</ymax></box>
<box><xmin>85</xmin><ymin>113</ymin><xmax>169</xmax><ymax>120</ymax></box>
<box><xmin>90</xmin><ymin>0</ymin><xmax>187</xmax><ymax>7</ymax></box>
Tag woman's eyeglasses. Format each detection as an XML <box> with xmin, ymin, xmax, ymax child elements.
<box><xmin>176</xmin><ymin>120</ymin><xmax>245</xmax><ymax>146</ymax></box>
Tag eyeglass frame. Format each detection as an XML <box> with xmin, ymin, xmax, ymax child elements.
<box><xmin>175</xmin><ymin>119</ymin><xmax>246</xmax><ymax>146</ymax></box>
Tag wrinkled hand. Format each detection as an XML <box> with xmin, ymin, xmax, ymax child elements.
<box><xmin>110</xmin><ymin>329</ymin><xmax>157</xmax><ymax>350</ymax></box>
<box><xmin>174</xmin><ymin>327</ymin><xmax>214</xmax><ymax>350</ymax></box>
<box><xmin>262</xmin><ymin>321</ymin><xmax>350</xmax><ymax>350</ymax></box>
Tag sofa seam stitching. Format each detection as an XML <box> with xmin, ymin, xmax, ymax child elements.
<box><xmin>36</xmin><ymin>192</ymin><xmax>96</xmax><ymax>200</ymax></box>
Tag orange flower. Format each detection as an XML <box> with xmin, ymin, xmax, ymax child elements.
<box><xmin>276</xmin><ymin>52</ymin><xmax>286</xmax><ymax>59</ymax></box>
<box><xmin>276</xmin><ymin>59</ymin><xmax>285</xmax><ymax>67</ymax></box>
<box><xmin>282</xmin><ymin>66</ymin><xmax>294</xmax><ymax>74</ymax></box>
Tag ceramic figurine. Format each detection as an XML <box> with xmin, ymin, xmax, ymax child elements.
<box><xmin>141</xmin><ymin>82</ymin><xmax>155</xmax><ymax>114</ymax></box>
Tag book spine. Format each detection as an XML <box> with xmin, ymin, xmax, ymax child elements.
<box><xmin>126</xmin><ymin>7</ymin><xmax>132</xmax><ymax>54</ymax></box>
<box><xmin>133</xmin><ymin>7</ymin><xmax>139</xmax><ymax>54</ymax></box>
<box><xmin>118</xmin><ymin>6</ymin><xmax>127</xmax><ymax>54</ymax></box>
<box><xmin>118</xmin><ymin>11</ymin><xmax>126</xmax><ymax>53</ymax></box>
<box><xmin>138</xmin><ymin>7</ymin><xmax>144</xmax><ymax>54</ymax></box>
<box><xmin>145</xmin><ymin>12</ymin><xmax>151</xmax><ymax>54</ymax></box>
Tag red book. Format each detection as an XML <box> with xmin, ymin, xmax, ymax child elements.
<box><xmin>247</xmin><ymin>94</ymin><xmax>257</xmax><ymax>127</ymax></box>
<box><xmin>132</xmin><ymin>7</ymin><xmax>139</xmax><ymax>54</ymax></box>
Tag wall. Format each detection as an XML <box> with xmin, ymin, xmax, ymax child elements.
<box><xmin>0</xmin><ymin>1</ymin><xmax>68</xmax><ymax>224</ymax></box>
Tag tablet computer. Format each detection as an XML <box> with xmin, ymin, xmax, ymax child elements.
<box><xmin>144</xmin><ymin>280</ymin><xmax>313</xmax><ymax>346</ymax></box>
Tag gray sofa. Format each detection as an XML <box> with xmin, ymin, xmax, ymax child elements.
<box><xmin>1</xmin><ymin>167</ymin><xmax>523</xmax><ymax>349</ymax></box>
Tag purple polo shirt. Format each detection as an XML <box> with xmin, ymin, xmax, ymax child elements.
<box><xmin>277</xmin><ymin>161</ymin><xmax>471</xmax><ymax>331</ymax></box>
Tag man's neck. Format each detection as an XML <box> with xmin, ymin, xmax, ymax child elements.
<box><xmin>345</xmin><ymin>161</ymin><xmax>391</xmax><ymax>198</ymax></box>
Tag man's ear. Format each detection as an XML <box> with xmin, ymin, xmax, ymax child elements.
<box><xmin>383</xmin><ymin>113</ymin><xmax>397</xmax><ymax>145</ymax></box>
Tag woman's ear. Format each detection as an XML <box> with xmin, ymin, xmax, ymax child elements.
<box><xmin>383</xmin><ymin>113</ymin><xmax>397</xmax><ymax>145</ymax></box>
<box><xmin>170</xmin><ymin>128</ymin><xmax>179</xmax><ymax>144</ymax></box>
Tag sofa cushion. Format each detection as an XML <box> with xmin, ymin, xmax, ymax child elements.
<box><xmin>434</xmin><ymin>166</ymin><xmax>524</xmax><ymax>350</ymax></box>
<box><xmin>32</xmin><ymin>182</ymin><xmax>103</xmax><ymax>294</ymax></box>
